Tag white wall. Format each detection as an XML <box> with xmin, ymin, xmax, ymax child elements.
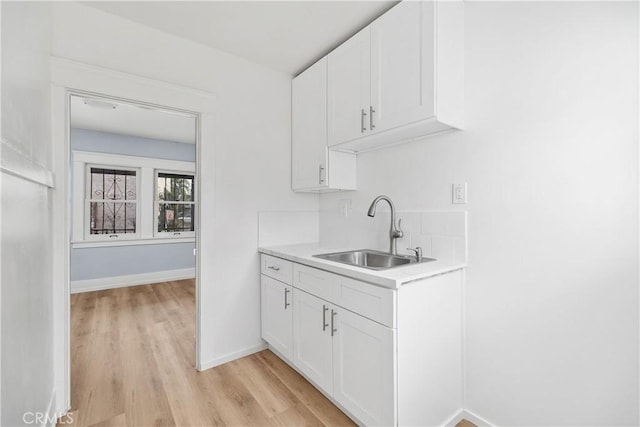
<box><xmin>52</xmin><ymin>3</ymin><xmax>318</xmax><ymax>367</ymax></box>
<box><xmin>1</xmin><ymin>2</ymin><xmax>55</xmax><ymax>424</ymax></box>
<box><xmin>320</xmin><ymin>2</ymin><xmax>639</xmax><ymax>425</ymax></box>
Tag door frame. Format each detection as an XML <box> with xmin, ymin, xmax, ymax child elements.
<box><xmin>50</xmin><ymin>57</ymin><xmax>217</xmax><ymax>415</ymax></box>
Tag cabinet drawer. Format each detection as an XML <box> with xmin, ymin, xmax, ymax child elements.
<box><xmin>261</xmin><ymin>254</ymin><xmax>293</xmax><ymax>284</ymax></box>
<box><xmin>292</xmin><ymin>263</ymin><xmax>333</xmax><ymax>302</ymax></box>
<box><xmin>334</xmin><ymin>275</ymin><xmax>395</xmax><ymax>328</ymax></box>
<box><xmin>294</xmin><ymin>263</ymin><xmax>395</xmax><ymax>328</ymax></box>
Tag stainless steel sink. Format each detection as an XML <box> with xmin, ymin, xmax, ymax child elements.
<box><xmin>313</xmin><ymin>249</ymin><xmax>435</xmax><ymax>271</ymax></box>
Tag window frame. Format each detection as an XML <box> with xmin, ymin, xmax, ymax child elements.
<box><xmin>153</xmin><ymin>169</ymin><xmax>196</xmax><ymax>238</ymax></box>
<box><xmin>84</xmin><ymin>163</ymin><xmax>141</xmax><ymax>241</ymax></box>
<box><xmin>71</xmin><ymin>150</ymin><xmax>196</xmax><ymax>248</ymax></box>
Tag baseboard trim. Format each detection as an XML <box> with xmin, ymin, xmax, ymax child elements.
<box><xmin>461</xmin><ymin>409</ymin><xmax>498</xmax><ymax>427</ymax></box>
<box><xmin>198</xmin><ymin>342</ymin><xmax>267</xmax><ymax>371</ymax></box>
<box><xmin>70</xmin><ymin>268</ymin><xmax>195</xmax><ymax>294</ymax></box>
<box><xmin>442</xmin><ymin>409</ymin><xmax>465</xmax><ymax>426</ymax></box>
<box><xmin>414</xmin><ymin>408</ymin><xmax>496</xmax><ymax>427</ymax></box>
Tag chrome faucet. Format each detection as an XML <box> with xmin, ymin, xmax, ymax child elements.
<box><xmin>367</xmin><ymin>195</ymin><xmax>403</xmax><ymax>255</ymax></box>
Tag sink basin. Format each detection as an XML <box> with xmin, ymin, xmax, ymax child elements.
<box><xmin>313</xmin><ymin>249</ymin><xmax>435</xmax><ymax>271</ymax></box>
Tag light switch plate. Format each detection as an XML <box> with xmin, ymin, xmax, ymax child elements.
<box><xmin>452</xmin><ymin>183</ymin><xmax>467</xmax><ymax>204</ymax></box>
<box><xmin>338</xmin><ymin>199</ymin><xmax>352</xmax><ymax>217</ymax></box>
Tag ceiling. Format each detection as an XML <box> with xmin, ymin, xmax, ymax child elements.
<box><xmin>70</xmin><ymin>95</ymin><xmax>197</xmax><ymax>144</ymax></box>
<box><xmin>82</xmin><ymin>1</ymin><xmax>398</xmax><ymax>76</ymax></box>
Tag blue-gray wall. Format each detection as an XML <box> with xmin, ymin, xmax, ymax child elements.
<box><xmin>71</xmin><ymin>128</ymin><xmax>196</xmax><ymax>282</ymax></box>
<box><xmin>71</xmin><ymin>243</ymin><xmax>195</xmax><ymax>280</ymax></box>
<box><xmin>71</xmin><ymin>127</ymin><xmax>195</xmax><ymax>161</ymax></box>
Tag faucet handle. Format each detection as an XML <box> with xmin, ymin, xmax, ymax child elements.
<box><xmin>406</xmin><ymin>246</ymin><xmax>423</xmax><ymax>261</ymax></box>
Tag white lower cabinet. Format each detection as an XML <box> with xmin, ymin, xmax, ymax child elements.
<box><xmin>292</xmin><ymin>289</ymin><xmax>333</xmax><ymax>393</ymax></box>
<box><xmin>260</xmin><ymin>254</ymin><xmax>463</xmax><ymax>426</ymax></box>
<box><xmin>292</xmin><ymin>289</ymin><xmax>395</xmax><ymax>426</ymax></box>
<box><xmin>332</xmin><ymin>307</ymin><xmax>395</xmax><ymax>426</ymax></box>
<box><xmin>260</xmin><ymin>275</ymin><xmax>293</xmax><ymax>360</ymax></box>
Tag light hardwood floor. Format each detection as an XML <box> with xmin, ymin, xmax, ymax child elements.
<box><xmin>67</xmin><ymin>280</ymin><xmax>475</xmax><ymax>427</ymax></box>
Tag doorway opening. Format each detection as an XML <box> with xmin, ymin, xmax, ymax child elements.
<box><xmin>66</xmin><ymin>93</ymin><xmax>200</xmax><ymax>422</ymax></box>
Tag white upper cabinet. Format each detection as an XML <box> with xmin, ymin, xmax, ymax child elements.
<box><xmin>292</xmin><ymin>0</ymin><xmax>463</xmax><ymax>189</ymax></box>
<box><xmin>292</xmin><ymin>57</ymin><xmax>357</xmax><ymax>192</ymax></box>
<box><xmin>326</xmin><ymin>0</ymin><xmax>464</xmax><ymax>152</ymax></box>
<box><xmin>327</xmin><ymin>27</ymin><xmax>371</xmax><ymax>146</ymax></box>
<box><xmin>292</xmin><ymin>57</ymin><xmax>328</xmax><ymax>190</ymax></box>
<box><xmin>370</xmin><ymin>0</ymin><xmax>433</xmax><ymax>132</ymax></box>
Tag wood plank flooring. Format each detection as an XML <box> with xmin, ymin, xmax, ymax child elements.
<box><xmin>67</xmin><ymin>280</ymin><xmax>475</xmax><ymax>427</ymax></box>
<box><xmin>68</xmin><ymin>280</ymin><xmax>355</xmax><ymax>426</ymax></box>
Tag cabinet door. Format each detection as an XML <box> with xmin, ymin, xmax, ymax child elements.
<box><xmin>370</xmin><ymin>1</ymin><xmax>435</xmax><ymax>133</ymax></box>
<box><xmin>327</xmin><ymin>27</ymin><xmax>371</xmax><ymax>146</ymax></box>
<box><xmin>292</xmin><ymin>289</ymin><xmax>333</xmax><ymax>393</ymax></box>
<box><xmin>292</xmin><ymin>58</ymin><xmax>328</xmax><ymax>190</ymax></box>
<box><xmin>261</xmin><ymin>275</ymin><xmax>293</xmax><ymax>360</ymax></box>
<box><xmin>332</xmin><ymin>308</ymin><xmax>396</xmax><ymax>426</ymax></box>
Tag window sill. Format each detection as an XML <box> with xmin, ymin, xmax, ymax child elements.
<box><xmin>71</xmin><ymin>237</ymin><xmax>195</xmax><ymax>249</ymax></box>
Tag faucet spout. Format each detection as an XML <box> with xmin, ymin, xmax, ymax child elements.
<box><xmin>367</xmin><ymin>195</ymin><xmax>403</xmax><ymax>255</ymax></box>
<box><xmin>366</xmin><ymin>203</ymin><xmax>377</xmax><ymax>217</ymax></box>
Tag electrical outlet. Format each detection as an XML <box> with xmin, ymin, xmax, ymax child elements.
<box><xmin>452</xmin><ymin>183</ymin><xmax>467</xmax><ymax>204</ymax></box>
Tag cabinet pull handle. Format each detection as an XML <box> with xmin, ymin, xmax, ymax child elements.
<box><xmin>361</xmin><ymin>108</ymin><xmax>367</xmax><ymax>133</ymax></box>
<box><xmin>370</xmin><ymin>105</ymin><xmax>376</xmax><ymax>129</ymax></box>
<box><xmin>322</xmin><ymin>305</ymin><xmax>329</xmax><ymax>331</ymax></box>
<box><xmin>284</xmin><ymin>288</ymin><xmax>290</xmax><ymax>309</ymax></box>
<box><xmin>267</xmin><ymin>265</ymin><xmax>280</xmax><ymax>272</ymax></box>
<box><xmin>331</xmin><ymin>309</ymin><xmax>337</xmax><ymax>337</ymax></box>
<box><xmin>318</xmin><ymin>164</ymin><xmax>325</xmax><ymax>184</ymax></box>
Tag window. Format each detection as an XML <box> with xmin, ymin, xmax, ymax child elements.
<box><xmin>155</xmin><ymin>171</ymin><xmax>195</xmax><ymax>236</ymax></box>
<box><xmin>72</xmin><ymin>151</ymin><xmax>195</xmax><ymax>247</ymax></box>
<box><xmin>87</xmin><ymin>167</ymin><xmax>139</xmax><ymax>237</ymax></box>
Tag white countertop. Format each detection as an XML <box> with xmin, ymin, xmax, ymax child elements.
<box><xmin>259</xmin><ymin>243</ymin><xmax>466</xmax><ymax>289</ymax></box>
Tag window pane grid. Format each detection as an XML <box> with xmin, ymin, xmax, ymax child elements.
<box><xmin>157</xmin><ymin>202</ymin><xmax>195</xmax><ymax>233</ymax></box>
<box><xmin>157</xmin><ymin>172</ymin><xmax>194</xmax><ymax>202</ymax></box>
<box><xmin>89</xmin><ymin>167</ymin><xmax>137</xmax><ymax>235</ymax></box>
<box><xmin>156</xmin><ymin>172</ymin><xmax>195</xmax><ymax>234</ymax></box>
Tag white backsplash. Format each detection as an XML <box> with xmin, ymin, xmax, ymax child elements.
<box><xmin>258</xmin><ymin>211</ymin><xmax>319</xmax><ymax>247</ymax></box>
<box><xmin>258</xmin><ymin>209</ymin><xmax>467</xmax><ymax>263</ymax></box>
<box><xmin>320</xmin><ymin>210</ymin><xmax>467</xmax><ymax>263</ymax></box>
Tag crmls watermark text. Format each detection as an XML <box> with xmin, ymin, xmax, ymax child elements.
<box><xmin>22</xmin><ymin>412</ymin><xmax>74</xmax><ymax>425</ymax></box>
